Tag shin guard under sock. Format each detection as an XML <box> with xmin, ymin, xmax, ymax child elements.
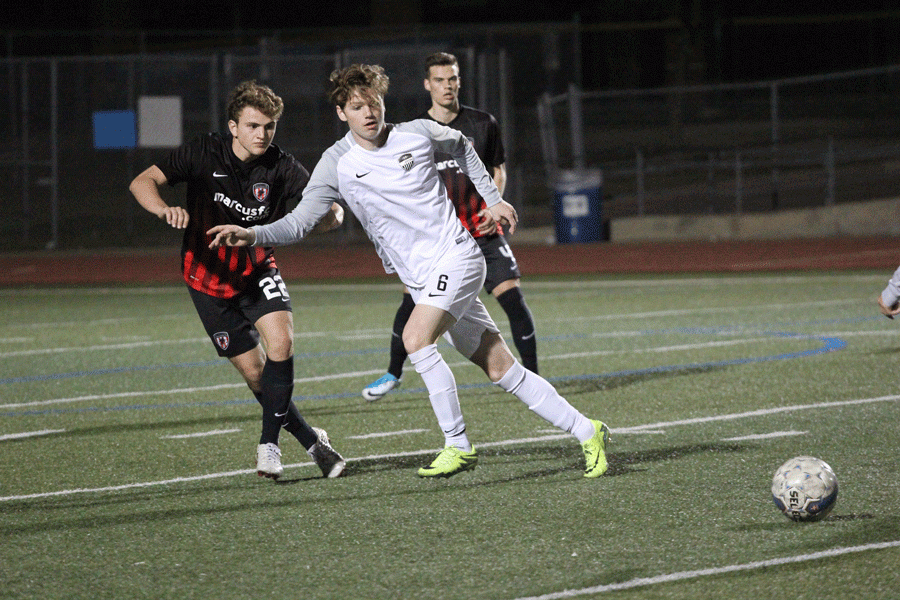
<box><xmin>495</xmin><ymin>360</ymin><xmax>594</xmax><ymax>442</ymax></box>
<box><xmin>409</xmin><ymin>344</ymin><xmax>471</xmax><ymax>451</ymax></box>
<box><xmin>496</xmin><ymin>287</ymin><xmax>538</xmax><ymax>373</ymax></box>
<box><xmin>387</xmin><ymin>293</ymin><xmax>415</xmax><ymax>379</ymax></box>
<box><xmin>257</xmin><ymin>356</ymin><xmax>296</xmax><ymax>446</ymax></box>
<box><xmin>254</xmin><ymin>390</ymin><xmax>317</xmax><ymax>449</ymax></box>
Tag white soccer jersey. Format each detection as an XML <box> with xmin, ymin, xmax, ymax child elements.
<box><xmin>252</xmin><ymin>119</ymin><xmax>503</xmax><ymax>288</ymax></box>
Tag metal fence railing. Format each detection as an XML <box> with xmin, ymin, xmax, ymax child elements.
<box><xmin>539</xmin><ymin>65</ymin><xmax>900</xmax><ymax>221</ymax></box>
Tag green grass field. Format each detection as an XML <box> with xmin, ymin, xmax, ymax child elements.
<box><xmin>2</xmin><ymin>271</ymin><xmax>900</xmax><ymax>599</ymax></box>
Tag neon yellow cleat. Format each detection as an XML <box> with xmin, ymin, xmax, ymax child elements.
<box><xmin>417</xmin><ymin>445</ymin><xmax>478</xmax><ymax>478</ymax></box>
<box><xmin>582</xmin><ymin>420</ymin><xmax>610</xmax><ymax>478</ymax></box>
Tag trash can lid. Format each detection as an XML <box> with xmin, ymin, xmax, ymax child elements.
<box><xmin>554</xmin><ymin>168</ymin><xmax>602</xmax><ymax>192</ymax></box>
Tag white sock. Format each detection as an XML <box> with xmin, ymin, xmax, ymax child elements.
<box><xmin>408</xmin><ymin>344</ymin><xmax>472</xmax><ymax>451</ymax></box>
<box><xmin>495</xmin><ymin>361</ymin><xmax>595</xmax><ymax>442</ymax></box>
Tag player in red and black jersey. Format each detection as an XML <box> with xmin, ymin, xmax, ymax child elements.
<box><xmin>361</xmin><ymin>52</ymin><xmax>539</xmax><ymax>401</ymax></box>
<box><xmin>130</xmin><ymin>80</ymin><xmax>346</xmax><ymax>480</ymax></box>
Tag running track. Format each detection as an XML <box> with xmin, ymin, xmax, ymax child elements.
<box><xmin>2</xmin><ymin>235</ymin><xmax>899</xmax><ymax>285</ymax></box>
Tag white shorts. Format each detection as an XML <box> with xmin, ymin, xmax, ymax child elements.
<box><xmin>408</xmin><ymin>250</ymin><xmax>500</xmax><ymax>358</ymax></box>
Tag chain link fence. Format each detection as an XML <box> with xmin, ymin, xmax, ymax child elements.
<box><xmin>1</xmin><ymin>24</ymin><xmax>590</xmax><ymax>252</ymax></box>
<box><xmin>3</xmin><ymin>22</ymin><xmax>900</xmax><ymax>251</ymax></box>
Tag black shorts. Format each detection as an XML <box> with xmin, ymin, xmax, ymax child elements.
<box><xmin>476</xmin><ymin>234</ymin><xmax>521</xmax><ymax>294</ymax></box>
<box><xmin>188</xmin><ymin>267</ymin><xmax>292</xmax><ymax>358</ymax></box>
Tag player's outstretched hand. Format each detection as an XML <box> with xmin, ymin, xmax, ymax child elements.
<box><xmin>877</xmin><ymin>294</ymin><xmax>900</xmax><ymax>319</ymax></box>
<box><xmin>207</xmin><ymin>224</ymin><xmax>256</xmax><ymax>248</ymax></box>
<box><xmin>488</xmin><ymin>200</ymin><xmax>518</xmax><ymax>235</ymax></box>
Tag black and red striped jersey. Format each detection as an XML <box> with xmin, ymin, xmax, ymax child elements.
<box><xmin>417</xmin><ymin>105</ymin><xmax>505</xmax><ymax>238</ymax></box>
<box><xmin>158</xmin><ymin>132</ymin><xmax>309</xmax><ymax>298</ymax></box>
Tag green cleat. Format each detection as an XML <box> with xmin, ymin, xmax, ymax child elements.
<box><xmin>417</xmin><ymin>445</ymin><xmax>478</xmax><ymax>478</ymax></box>
<box><xmin>582</xmin><ymin>420</ymin><xmax>610</xmax><ymax>478</ymax></box>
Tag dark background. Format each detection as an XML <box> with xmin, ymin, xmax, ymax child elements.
<box><xmin>6</xmin><ymin>1</ymin><xmax>900</xmax><ymax>86</ymax></box>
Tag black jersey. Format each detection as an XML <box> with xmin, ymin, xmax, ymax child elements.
<box><xmin>417</xmin><ymin>105</ymin><xmax>505</xmax><ymax>237</ymax></box>
<box><xmin>159</xmin><ymin>133</ymin><xmax>309</xmax><ymax>298</ymax></box>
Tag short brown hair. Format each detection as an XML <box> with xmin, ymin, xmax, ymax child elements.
<box><xmin>424</xmin><ymin>52</ymin><xmax>458</xmax><ymax>76</ymax></box>
<box><xmin>328</xmin><ymin>64</ymin><xmax>390</xmax><ymax>108</ymax></box>
<box><xmin>226</xmin><ymin>80</ymin><xmax>284</xmax><ymax>124</ymax></box>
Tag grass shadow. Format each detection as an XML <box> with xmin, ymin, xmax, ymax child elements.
<box><xmin>1</xmin><ymin>441</ymin><xmax>753</xmax><ymax>536</ymax></box>
<box><xmin>553</xmin><ymin>364</ymin><xmax>731</xmax><ymax>396</ymax></box>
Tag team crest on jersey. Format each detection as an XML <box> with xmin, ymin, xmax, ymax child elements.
<box><xmin>397</xmin><ymin>153</ymin><xmax>414</xmax><ymax>171</ymax></box>
<box><xmin>252</xmin><ymin>183</ymin><xmax>270</xmax><ymax>202</ymax></box>
<box><xmin>213</xmin><ymin>332</ymin><xmax>230</xmax><ymax>351</ymax></box>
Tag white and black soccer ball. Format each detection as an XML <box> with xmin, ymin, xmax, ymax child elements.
<box><xmin>771</xmin><ymin>456</ymin><xmax>838</xmax><ymax>522</ymax></box>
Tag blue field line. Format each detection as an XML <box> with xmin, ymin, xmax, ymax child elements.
<box><xmin>547</xmin><ymin>333</ymin><xmax>846</xmax><ymax>383</ymax></box>
<box><xmin>0</xmin><ymin>347</ymin><xmax>389</xmax><ymax>385</ymax></box>
<box><xmin>3</xmin><ymin>317</ymin><xmax>874</xmax><ymax>386</ymax></box>
<box><xmin>0</xmin><ymin>359</ymin><xmax>227</xmax><ymax>385</ymax></box>
<box><xmin>0</xmin><ymin>333</ymin><xmax>845</xmax><ymax>418</ymax></box>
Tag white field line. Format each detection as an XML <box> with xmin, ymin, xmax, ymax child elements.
<box><xmin>4</xmin><ymin>328</ymin><xmax>891</xmax><ymax>411</ymax></box>
<box><xmin>539</xmin><ymin>427</ymin><xmax>666</xmax><ymax>435</ymax></box>
<box><xmin>13</xmin><ymin>315</ymin><xmax>186</xmax><ymax>329</ymax></box>
<box><xmin>550</xmin><ymin>337</ymin><xmax>772</xmax><ymax>361</ymax></box>
<box><xmin>0</xmin><ymin>368</ymin><xmax>390</xmax><ymax>409</ymax></box>
<box><xmin>0</xmin><ymin>296</ymin><xmax>876</xmax><ymax>358</ymax></box>
<box><xmin>0</xmin><ymin>429</ymin><xmax>65</xmax><ymax>441</ymax></box>
<box><xmin>721</xmin><ymin>430</ymin><xmax>807</xmax><ymax>442</ymax></box>
<box><xmin>0</xmin><ymin>330</ymin><xmax>377</xmax><ymax>359</ymax></box>
<box><xmin>510</xmin><ymin>540</ymin><xmax>900</xmax><ymax>600</ymax></box>
<box><xmin>1</xmin><ymin>393</ymin><xmax>897</xmax><ymax>503</ymax></box>
<box><xmin>557</xmin><ymin>298</ymin><xmax>860</xmax><ymax>323</ymax></box>
<box><xmin>615</xmin><ymin>394</ymin><xmax>900</xmax><ymax>433</ymax></box>
<box><xmin>347</xmin><ymin>429</ymin><xmax>431</xmax><ymax>439</ymax></box>
<box><xmin>1</xmin><ymin>335</ymin><xmax>807</xmax><ymax>410</ymax></box>
<box><xmin>0</xmin><ymin>288</ymin><xmax>869</xmax><ymax>342</ymax></box>
<box><xmin>160</xmin><ymin>429</ymin><xmax>242</xmax><ymax>439</ymax></box>
<box><xmin>1</xmin><ymin>338</ymin><xmax>210</xmax><ymax>358</ymax></box>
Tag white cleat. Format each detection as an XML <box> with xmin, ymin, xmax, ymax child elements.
<box><xmin>256</xmin><ymin>443</ymin><xmax>284</xmax><ymax>480</ymax></box>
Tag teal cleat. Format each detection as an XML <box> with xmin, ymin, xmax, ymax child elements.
<box><xmin>362</xmin><ymin>373</ymin><xmax>401</xmax><ymax>401</ymax></box>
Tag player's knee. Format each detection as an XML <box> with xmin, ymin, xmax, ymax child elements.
<box><xmin>402</xmin><ymin>327</ymin><xmax>427</xmax><ymax>355</ymax></box>
<box><xmin>266</xmin><ymin>338</ymin><xmax>293</xmax><ymax>362</ymax></box>
<box><xmin>235</xmin><ymin>362</ymin><xmax>264</xmax><ymax>391</ymax></box>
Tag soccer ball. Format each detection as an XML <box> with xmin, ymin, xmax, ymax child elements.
<box><xmin>771</xmin><ymin>456</ymin><xmax>838</xmax><ymax>522</ymax></box>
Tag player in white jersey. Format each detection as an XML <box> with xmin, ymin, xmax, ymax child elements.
<box><xmin>208</xmin><ymin>64</ymin><xmax>610</xmax><ymax>478</ymax></box>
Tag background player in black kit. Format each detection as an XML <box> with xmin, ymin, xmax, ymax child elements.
<box><xmin>129</xmin><ymin>80</ymin><xmax>346</xmax><ymax>480</ymax></box>
<box><xmin>362</xmin><ymin>52</ymin><xmax>539</xmax><ymax>401</ymax></box>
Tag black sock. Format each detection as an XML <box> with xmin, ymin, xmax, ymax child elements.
<box><xmin>254</xmin><ymin>389</ymin><xmax>317</xmax><ymax>450</ymax></box>
<box><xmin>496</xmin><ymin>287</ymin><xmax>538</xmax><ymax>374</ymax></box>
<box><xmin>387</xmin><ymin>293</ymin><xmax>415</xmax><ymax>379</ymax></box>
<box><xmin>257</xmin><ymin>356</ymin><xmax>299</xmax><ymax>446</ymax></box>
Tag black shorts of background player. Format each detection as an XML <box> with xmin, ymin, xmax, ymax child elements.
<box><xmin>361</xmin><ymin>51</ymin><xmax>538</xmax><ymax>402</ymax></box>
<box><xmin>129</xmin><ymin>80</ymin><xmax>346</xmax><ymax>479</ymax></box>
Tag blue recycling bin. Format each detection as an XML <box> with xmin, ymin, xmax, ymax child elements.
<box><xmin>553</xmin><ymin>169</ymin><xmax>603</xmax><ymax>244</ymax></box>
